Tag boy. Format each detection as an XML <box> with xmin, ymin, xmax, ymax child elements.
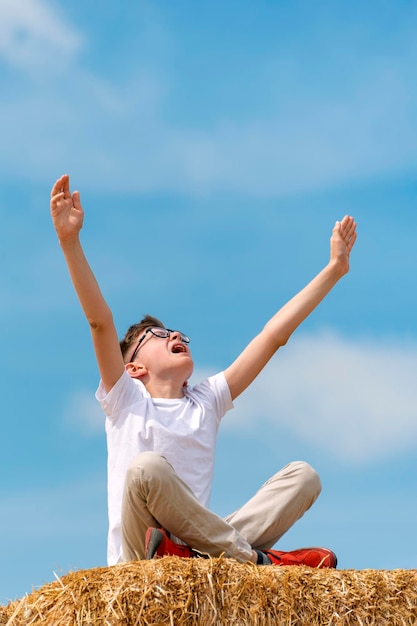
<box><xmin>50</xmin><ymin>174</ymin><xmax>356</xmax><ymax>568</ymax></box>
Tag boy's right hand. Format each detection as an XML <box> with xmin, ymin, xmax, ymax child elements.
<box><xmin>50</xmin><ymin>174</ymin><xmax>84</xmax><ymax>242</ymax></box>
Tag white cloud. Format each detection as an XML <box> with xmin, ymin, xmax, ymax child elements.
<box><xmin>62</xmin><ymin>333</ymin><xmax>417</xmax><ymax>463</ymax></box>
<box><xmin>0</xmin><ymin>3</ymin><xmax>416</xmax><ymax>196</ymax></box>
<box><xmin>63</xmin><ymin>388</ymin><xmax>104</xmax><ymax>436</ymax></box>
<box><xmin>221</xmin><ymin>332</ymin><xmax>417</xmax><ymax>465</ymax></box>
<box><xmin>0</xmin><ymin>0</ymin><xmax>83</xmax><ymax>73</ymax></box>
<box><xmin>0</xmin><ymin>474</ymin><xmax>107</xmax><ymax>603</ymax></box>
<box><xmin>3</xmin><ymin>65</ymin><xmax>416</xmax><ymax>198</ymax></box>
<box><xmin>0</xmin><ymin>473</ymin><xmax>106</xmax><ymax>538</ymax></box>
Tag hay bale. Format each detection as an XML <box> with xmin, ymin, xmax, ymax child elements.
<box><xmin>1</xmin><ymin>559</ymin><xmax>416</xmax><ymax>625</ymax></box>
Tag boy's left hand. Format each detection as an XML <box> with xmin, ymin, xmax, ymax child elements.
<box><xmin>330</xmin><ymin>215</ymin><xmax>357</xmax><ymax>276</ymax></box>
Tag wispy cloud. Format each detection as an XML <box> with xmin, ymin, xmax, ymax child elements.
<box><xmin>220</xmin><ymin>332</ymin><xmax>417</xmax><ymax>465</ymax></box>
<box><xmin>0</xmin><ymin>0</ymin><xmax>83</xmax><ymax>73</ymax></box>
<box><xmin>63</xmin><ymin>388</ymin><xmax>104</xmax><ymax>436</ymax></box>
<box><xmin>0</xmin><ymin>4</ymin><xmax>416</xmax><ymax>196</ymax></box>
<box><xmin>0</xmin><ymin>474</ymin><xmax>107</xmax><ymax>603</ymax></box>
<box><xmin>0</xmin><ymin>473</ymin><xmax>106</xmax><ymax>537</ymax></box>
<box><xmin>61</xmin><ymin>333</ymin><xmax>417</xmax><ymax>463</ymax></box>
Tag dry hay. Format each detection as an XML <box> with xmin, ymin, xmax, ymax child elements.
<box><xmin>1</xmin><ymin>559</ymin><xmax>417</xmax><ymax>625</ymax></box>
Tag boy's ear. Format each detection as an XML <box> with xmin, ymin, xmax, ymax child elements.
<box><xmin>125</xmin><ymin>362</ymin><xmax>148</xmax><ymax>380</ymax></box>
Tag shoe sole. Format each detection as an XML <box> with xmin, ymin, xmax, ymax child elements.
<box><xmin>145</xmin><ymin>528</ymin><xmax>163</xmax><ymax>560</ymax></box>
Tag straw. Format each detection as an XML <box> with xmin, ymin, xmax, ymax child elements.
<box><xmin>1</xmin><ymin>558</ymin><xmax>416</xmax><ymax>625</ymax></box>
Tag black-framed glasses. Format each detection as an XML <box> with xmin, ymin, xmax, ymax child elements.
<box><xmin>129</xmin><ymin>327</ymin><xmax>190</xmax><ymax>363</ymax></box>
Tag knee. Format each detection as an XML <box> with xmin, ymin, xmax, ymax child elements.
<box><xmin>290</xmin><ymin>461</ymin><xmax>322</xmax><ymax>499</ymax></box>
<box><xmin>125</xmin><ymin>452</ymin><xmax>172</xmax><ymax>485</ymax></box>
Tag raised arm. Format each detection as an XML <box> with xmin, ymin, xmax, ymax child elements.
<box><xmin>224</xmin><ymin>216</ymin><xmax>357</xmax><ymax>400</ymax></box>
<box><xmin>50</xmin><ymin>174</ymin><xmax>125</xmax><ymax>392</ymax></box>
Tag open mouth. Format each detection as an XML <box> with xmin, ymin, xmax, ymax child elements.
<box><xmin>172</xmin><ymin>343</ymin><xmax>187</xmax><ymax>354</ymax></box>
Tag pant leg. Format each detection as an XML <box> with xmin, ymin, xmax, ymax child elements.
<box><xmin>121</xmin><ymin>451</ymin><xmax>253</xmax><ymax>562</ymax></box>
<box><xmin>224</xmin><ymin>461</ymin><xmax>321</xmax><ymax>550</ymax></box>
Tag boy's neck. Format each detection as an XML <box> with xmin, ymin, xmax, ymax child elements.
<box><xmin>126</xmin><ymin>362</ymin><xmax>191</xmax><ymax>398</ymax></box>
<box><xmin>144</xmin><ymin>379</ymin><xmax>187</xmax><ymax>399</ymax></box>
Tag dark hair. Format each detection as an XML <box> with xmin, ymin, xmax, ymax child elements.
<box><xmin>119</xmin><ymin>314</ymin><xmax>165</xmax><ymax>362</ymax></box>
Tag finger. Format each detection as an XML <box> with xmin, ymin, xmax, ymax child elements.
<box><xmin>340</xmin><ymin>216</ymin><xmax>356</xmax><ymax>239</ymax></box>
<box><xmin>62</xmin><ymin>174</ymin><xmax>71</xmax><ymax>199</ymax></box>
<box><xmin>72</xmin><ymin>190</ymin><xmax>82</xmax><ymax>209</ymax></box>
<box><xmin>50</xmin><ymin>175</ymin><xmax>66</xmax><ymax>198</ymax></box>
<box><xmin>346</xmin><ymin>230</ymin><xmax>357</xmax><ymax>252</ymax></box>
<box><xmin>344</xmin><ymin>219</ymin><xmax>357</xmax><ymax>241</ymax></box>
<box><xmin>332</xmin><ymin>220</ymin><xmax>341</xmax><ymax>234</ymax></box>
<box><xmin>50</xmin><ymin>192</ymin><xmax>65</xmax><ymax>212</ymax></box>
<box><xmin>333</xmin><ymin>216</ymin><xmax>351</xmax><ymax>234</ymax></box>
<box><xmin>339</xmin><ymin>215</ymin><xmax>353</xmax><ymax>231</ymax></box>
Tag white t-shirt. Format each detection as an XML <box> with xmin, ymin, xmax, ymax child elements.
<box><xmin>96</xmin><ymin>369</ymin><xmax>233</xmax><ymax>565</ymax></box>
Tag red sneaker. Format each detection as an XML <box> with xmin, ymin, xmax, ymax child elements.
<box><xmin>263</xmin><ymin>547</ymin><xmax>337</xmax><ymax>569</ymax></box>
<box><xmin>145</xmin><ymin>527</ymin><xmax>195</xmax><ymax>559</ymax></box>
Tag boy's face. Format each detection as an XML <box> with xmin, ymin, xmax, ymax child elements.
<box><xmin>129</xmin><ymin>328</ymin><xmax>194</xmax><ymax>381</ymax></box>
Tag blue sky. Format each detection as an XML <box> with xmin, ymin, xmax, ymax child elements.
<box><xmin>1</xmin><ymin>0</ymin><xmax>417</xmax><ymax>604</ymax></box>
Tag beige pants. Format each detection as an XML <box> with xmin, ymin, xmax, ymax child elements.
<box><xmin>121</xmin><ymin>451</ymin><xmax>321</xmax><ymax>562</ymax></box>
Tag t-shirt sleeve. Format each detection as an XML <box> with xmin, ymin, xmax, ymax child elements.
<box><xmin>210</xmin><ymin>371</ymin><xmax>233</xmax><ymax>417</ymax></box>
<box><xmin>95</xmin><ymin>370</ymin><xmax>145</xmax><ymax>417</ymax></box>
<box><xmin>190</xmin><ymin>371</ymin><xmax>233</xmax><ymax>424</ymax></box>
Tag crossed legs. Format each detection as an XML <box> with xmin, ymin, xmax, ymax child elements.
<box><xmin>121</xmin><ymin>451</ymin><xmax>321</xmax><ymax>562</ymax></box>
